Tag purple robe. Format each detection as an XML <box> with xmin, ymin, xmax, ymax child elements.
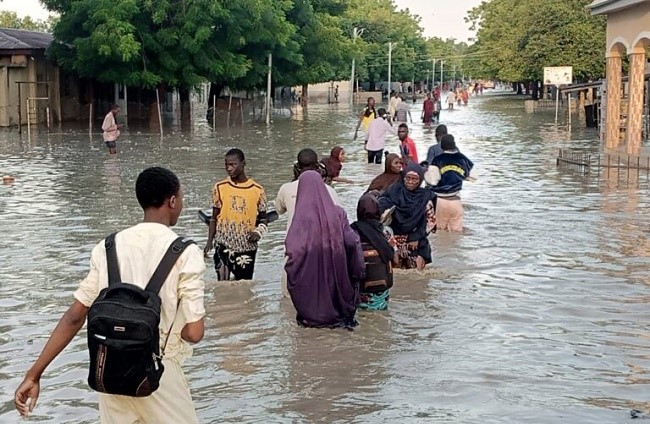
<box><xmin>285</xmin><ymin>170</ymin><xmax>364</xmax><ymax>328</ymax></box>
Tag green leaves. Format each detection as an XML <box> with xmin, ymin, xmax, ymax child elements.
<box><xmin>41</xmin><ymin>0</ymin><xmax>459</xmax><ymax>90</ymax></box>
<box><xmin>467</xmin><ymin>0</ymin><xmax>606</xmax><ymax>82</ymax></box>
<box><xmin>0</xmin><ymin>11</ymin><xmax>57</xmax><ymax>32</ymax></box>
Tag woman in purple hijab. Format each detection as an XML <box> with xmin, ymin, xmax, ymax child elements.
<box><xmin>285</xmin><ymin>170</ymin><xmax>365</xmax><ymax>328</ymax></box>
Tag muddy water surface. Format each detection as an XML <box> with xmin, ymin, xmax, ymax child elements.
<box><xmin>1</xmin><ymin>93</ymin><xmax>649</xmax><ymax>423</ymax></box>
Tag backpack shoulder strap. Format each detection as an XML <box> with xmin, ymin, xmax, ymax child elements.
<box><xmin>104</xmin><ymin>232</ymin><xmax>121</xmax><ymax>285</ymax></box>
<box><xmin>145</xmin><ymin>237</ymin><xmax>196</xmax><ymax>294</ymax></box>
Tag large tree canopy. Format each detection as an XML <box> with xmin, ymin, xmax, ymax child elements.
<box><xmin>45</xmin><ymin>0</ymin><xmax>354</xmax><ymax>89</ymax></box>
<box><xmin>345</xmin><ymin>0</ymin><xmax>426</xmax><ymax>84</ymax></box>
<box><xmin>47</xmin><ymin>0</ymin><xmax>298</xmax><ymax>88</ymax></box>
<box><xmin>43</xmin><ymin>0</ymin><xmax>469</xmax><ymax>90</ymax></box>
<box><xmin>466</xmin><ymin>0</ymin><xmax>606</xmax><ymax>82</ymax></box>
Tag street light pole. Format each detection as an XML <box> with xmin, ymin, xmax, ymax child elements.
<box><xmin>388</xmin><ymin>42</ymin><xmax>397</xmax><ymax>96</ymax></box>
<box><xmin>350</xmin><ymin>27</ymin><xmax>365</xmax><ymax>107</ymax></box>
<box><xmin>431</xmin><ymin>59</ymin><xmax>436</xmax><ymax>89</ymax></box>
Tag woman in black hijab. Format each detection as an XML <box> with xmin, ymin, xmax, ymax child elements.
<box><xmin>351</xmin><ymin>192</ymin><xmax>395</xmax><ymax>310</ymax></box>
<box><xmin>378</xmin><ymin>163</ymin><xmax>436</xmax><ymax>270</ymax></box>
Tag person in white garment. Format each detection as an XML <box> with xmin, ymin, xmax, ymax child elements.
<box><xmin>14</xmin><ymin>167</ymin><xmax>206</xmax><ymax>424</ymax></box>
<box><xmin>102</xmin><ymin>104</ymin><xmax>123</xmax><ymax>154</ymax></box>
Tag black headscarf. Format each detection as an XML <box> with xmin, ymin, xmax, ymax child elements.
<box><xmin>378</xmin><ymin>163</ymin><xmax>436</xmax><ymax>237</ymax></box>
<box><xmin>351</xmin><ymin>193</ymin><xmax>394</xmax><ymax>263</ymax></box>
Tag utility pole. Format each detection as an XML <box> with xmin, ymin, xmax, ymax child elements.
<box><xmin>266</xmin><ymin>53</ymin><xmax>272</xmax><ymax>125</ymax></box>
<box><xmin>349</xmin><ymin>27</ymin><xmax>365</xmax><ymax>107</ymax></box>
<box><xmin>431</xmin><ymin>59</ymin><xmax>436</xmax><ymax>89</ymax></box>
<box><xmin>440</xmin><ymin>60</ymin><xmax>444</xmax><ymax>90</ymax></box>
<box><xmin>388</xmin><ymin>42</ymin><xmax>398</xmax><ymax>96</ymax></box>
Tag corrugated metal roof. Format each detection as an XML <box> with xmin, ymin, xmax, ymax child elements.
<box><xmin>0</xmin><ymin>28</ymin><xmax>53</xmax><ymax>51</ymax></box>
<box><xmin>588</xmin><ymin>0</ymin><xmax>650</xmax><ymax>15</ymax></box>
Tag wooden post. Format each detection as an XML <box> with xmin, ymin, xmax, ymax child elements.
<box><xmin>227</xmin><ymin>93</ymin><xmax>232</xmax><ymax>127</ymax></box>
<box><xmin>89</xmin><ymin>102</ymin><xmax>93</xmax><ymax>135</ymax></box>
<box><xmin>212</xmin><ymin>95</ymin><xmax>216</xmax><ymax>131</ymax></box>
<box><xmin>27</xmin><ymin>98</ymin><xmax>31</xmax><ymax>138</ymax></box>
<box><xmin>156</xmin><ymin>88</ymin><xmax>163</xmax><ymax>138</ymax></box>
<box><xmin>554</xmin><ymin>86</ymin><xmax>560</xmax><ymax>124</ymax></box>
<box><xmin>18</xmin><ymin>83</ymin><xmax>22</xmax><ymax>134</ymax></box>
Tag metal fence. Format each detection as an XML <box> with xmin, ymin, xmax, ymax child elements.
<box><xmin>557</xmin><ymin>148</ymin><xmax>650</xmax><ymax>180</ymax></box>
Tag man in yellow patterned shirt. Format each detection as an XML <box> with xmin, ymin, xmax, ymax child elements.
<box><xmin>204</xmin><ymin>148</ymin><xmax>267</xmax><ymax>280</ymax></box>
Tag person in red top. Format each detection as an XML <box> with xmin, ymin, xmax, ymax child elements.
<box><xmin>397</xmin><ymin>124</ymin><xmax>419</xmax><ymax>164</ymax></box>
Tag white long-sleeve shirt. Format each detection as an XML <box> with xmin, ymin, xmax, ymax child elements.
<box><xmin>364</xmin><ymin>117</ymin><xmax>397</xmax><ymax>151</ymax></box>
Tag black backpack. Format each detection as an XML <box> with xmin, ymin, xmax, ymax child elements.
<box><xmin>87</xmin><ymin>233</ymin><xmax>194</xmax><ymax>397</ymax></box>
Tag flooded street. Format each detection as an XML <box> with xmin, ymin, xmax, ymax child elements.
<box><xmin>1</xmin><ymin>93</ymin><xmax>650</xmax><ymax>423</ymax></box>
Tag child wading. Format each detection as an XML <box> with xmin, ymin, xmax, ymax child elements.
<box><xmin>204</xmin><ymin>148</ymin><xmax>268</xmax><ymax>280</ymax></box>
<box><xmin>102</xmin><ymin>104</ymin><xmax>122</xmax><ymax>154</ymax></box>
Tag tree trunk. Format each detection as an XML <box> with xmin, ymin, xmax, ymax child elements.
<box><xmin>531</xmin><ymin>81</ymin><xmax>539</xmax><ymax>100</ymax></box>
<box><xmin>179</xmin><ymin>87</ymin><xmax>191</xmax><ymax>130</ymax></box>
<box><xmin>516</xmin><ymin>83</ymin><xmax>523</xmax><ymax>95</ymax></box>
<box><xmin>207</xmin><ymin>83</ymin><xmax>223</xmax><ymax>105</ymax></box>
<box><xmin>301</xmin><ymin>83</ymin><xmax>308</xmax><ymax>107</ymax></box>
<box><xmin>206</xmin><ymin>83</ymin><xmax>224</xmax><ymax>123</ymax></box>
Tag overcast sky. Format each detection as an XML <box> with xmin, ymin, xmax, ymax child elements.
<box><xmin>394</xmin><ymin>0</ymin><xmax>482</xmax><ymax>42</ymax></box>
<box><xmin>1</xmin><ymin>0</ymin><xmax>482</xmax><ymax>42</ymax></box>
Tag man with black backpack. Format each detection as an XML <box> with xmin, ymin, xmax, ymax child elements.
<box><xmin>14</xmin><ymin>167</ymin><xmax>206</xmax><ymax>423</ymax></box>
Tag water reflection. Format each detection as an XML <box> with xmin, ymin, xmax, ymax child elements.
<box><xmin>1</xmin><ymin>93</ymin><xmax>650</xmax><ymax>422</ymax></box>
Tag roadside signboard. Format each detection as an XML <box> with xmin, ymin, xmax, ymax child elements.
<box><xmin>544</xmin><ymin>66</ymin><xmax>573</xmax><ymax>86</ymax></box>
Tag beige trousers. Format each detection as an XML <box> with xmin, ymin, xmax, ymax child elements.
<box><xmin>435</xmin><ymin>197</ymin><xmax>464</xmax><ymax>233</ymax></box>
<box><xmin>98</xmin><ymin>357</ymin><xmax>199</xmax><ymax>424</ymax></box>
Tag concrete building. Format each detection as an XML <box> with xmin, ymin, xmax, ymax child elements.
<box><xmin>588</xmin><ymin>0</ymin><xmax>650</xmax><ymax>154</ymax></box>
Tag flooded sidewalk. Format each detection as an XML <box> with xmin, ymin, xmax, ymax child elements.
<box><xmin>1</xmin><ymin>93</ymin><xmax>649</xmax><ymax>423</ymax></box>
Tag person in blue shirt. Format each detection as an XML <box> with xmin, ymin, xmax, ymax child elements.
<box><xmin>424</xmin><ymin>134</ymin><xmax>473</xmax><ymax>233</ymax></box>
<box><xmin>425</xmin><ymin>124</ymin><xmax>448</xmax><ymax>165</ymax></box>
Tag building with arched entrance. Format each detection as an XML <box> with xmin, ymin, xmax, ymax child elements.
<box><xmin>588</xmin><ymin>0</ymin><xmax>650</xmax><ymax>155</ymax></box>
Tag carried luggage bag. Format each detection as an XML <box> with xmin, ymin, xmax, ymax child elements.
<box><xmin>86</xmin><ymin>233</ymin><xmax>194</xmax><ymax>397</ymax></box>
<box><xmin>360</xmin><ymin>240</ymin><xmax>394</xmax><ymax>293</ymax></box>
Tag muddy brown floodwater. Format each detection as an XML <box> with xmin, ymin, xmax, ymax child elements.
<box><xmin>1</xmin><ymin>93</ymin><xmax>650</xmax><ymax>423</ymax></box>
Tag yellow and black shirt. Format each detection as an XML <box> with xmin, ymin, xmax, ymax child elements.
<box><xmin>211</xmin><ymin>178</ymin><xmax>267</xmax><ymax>252</ymax></box>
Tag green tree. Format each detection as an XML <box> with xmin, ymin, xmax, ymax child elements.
<box><xmin>225</xmin><ymin>0</ymin><xmax>353</xmax><ymax>95</ymax></box>
<box><xmin>46</xmin><ymin>0</ymin><xmax>296</xmax><ymax>89</ymax></box>
<box><xmin>425</xmin><ymin>37</ymin><xmax>470</xmax><ymax>84</ymax></box>
<box><xmin>466</xmin><ymin>0</ymin><xmax>606</xmax><ymax>83</ymax></box>
<box><xmin>345</xmin><ymin>0</ymin><xmax>427</xmax><ymax>88</ymax></box>
<box><xmin>0</xmin><ymin>11</ymin><xmax>56</xmax><ymax>32</ymax></box>
<box><xmin>283</xmin><ymin>0</ymin><xmax>353</xmax><ymax>86</ymax></box>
